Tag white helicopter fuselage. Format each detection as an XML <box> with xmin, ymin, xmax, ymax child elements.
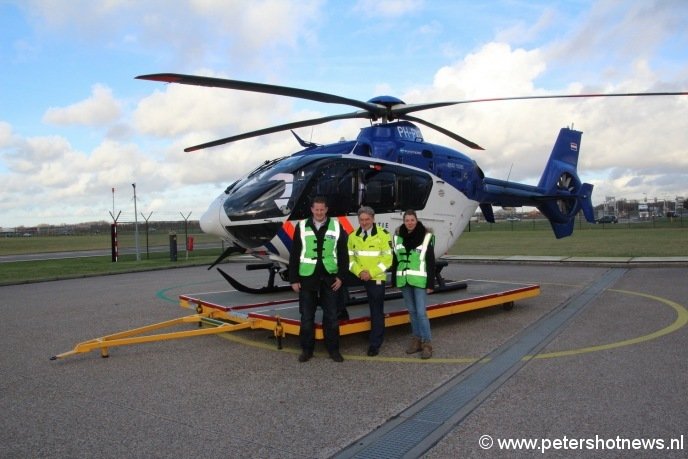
<box><xmin>200</xmin><ymin>154</ymin><xmax>478</xmax><ymax>266</ymax></box>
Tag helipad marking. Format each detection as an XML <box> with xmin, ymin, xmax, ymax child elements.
<box><xmin>156</xmin><ymin>281</ymin><xmax>230</xmax><ymax>303</ymax></box>
<box><xmin>530</xmin><ymin>289</ymin><xmax>688</xmax><ymax>359</ymax></box>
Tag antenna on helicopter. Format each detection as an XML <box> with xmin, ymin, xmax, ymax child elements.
<box><xmin>506</xmin><ymin>163</ymin><xmax>514</xmax><ymax>182</ymax></box>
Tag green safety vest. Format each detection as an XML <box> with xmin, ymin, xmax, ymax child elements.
<box><xmin>298</xmin><ymin>218</ymin><xmax>340</xmax><ymax>276</ymax></box>
<box><xmin>394</xmin><ymin>232</ymin><xmax>433</xmax><ymax>288</ymax></box>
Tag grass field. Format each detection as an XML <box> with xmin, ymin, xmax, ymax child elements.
<box><xmin>0</xmin><ymin>231</ymin><xmax>219</xmax><ymax>255</ymax></box>
<box><xmin>0</xmin><ymin>222</ymin><xmax>685</xmax><ymax>285</ymax></box>
<box><xmin>449</xmin><ymin>227</ymin><xmax>686</xmax><ymax>257</ymax></box>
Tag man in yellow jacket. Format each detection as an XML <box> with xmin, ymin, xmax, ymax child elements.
<box><xmin>348</xmin><ymin>206</ymin><xmax>393</xmax><ymax>356</ymax></box>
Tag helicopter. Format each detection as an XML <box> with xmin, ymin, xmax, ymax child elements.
<box><xmin>137</xmin><ymin>73</ymin><xmax>686</xmax><ymax>293</ymax></box>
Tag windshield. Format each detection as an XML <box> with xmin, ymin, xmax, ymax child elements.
<box><xmin>223</xmin><ymin>155</ymin><xmax>320</xmax><ymax>221</ymax></box>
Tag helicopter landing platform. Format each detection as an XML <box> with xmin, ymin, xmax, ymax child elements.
<box><xmin>179</xmin><ymin>279</ymin><xmax>540</xmax><ymax>342</ymax></box>
<box><xmin>51</xmin><ymin>279</ymin><xmax>539</xmax><ymax>359</ymax></box>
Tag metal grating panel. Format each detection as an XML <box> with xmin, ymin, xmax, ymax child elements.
<box><xmin>353</xmin><ymin>419</ymin><xmax>437</xmax><ymax>459</ymax></box>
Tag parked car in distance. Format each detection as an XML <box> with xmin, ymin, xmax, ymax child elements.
<box><xmin>596</xmin><ymin>215</ymin><xmax>618</xmax><ymax>224</ymax></box>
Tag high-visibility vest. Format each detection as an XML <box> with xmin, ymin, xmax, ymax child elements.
<box><xmin>298</xmin><ymin>218</ymin><xmax>340</xmax><ymax>276</ymax></box>
<box><xmin>394</xmin><ymin>232</ymin><xmax>433</xmax><ymax>288</ymax></box>
<box><xmin>347</xmin><ymin>225</ymin><xmax>392</xmax><ymax>281</ymax></box>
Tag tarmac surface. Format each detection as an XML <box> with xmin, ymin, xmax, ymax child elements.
<box><xmin>1</xmin><ymin>260</ymin><xmax>686</xmax><ymax>458</ymax></box>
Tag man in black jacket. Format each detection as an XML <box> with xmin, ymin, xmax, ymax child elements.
<box><xmin>289</xmin><ymin>196</ymin><xmax>349</xmax><ymax>362</ymax></box>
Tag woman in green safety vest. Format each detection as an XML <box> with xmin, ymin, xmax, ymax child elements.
<box><xmin>392</xmin><ymin>209</ymin><xmax>436</xmax><ymax>359</ymax></box>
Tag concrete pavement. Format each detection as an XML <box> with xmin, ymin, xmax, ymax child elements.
<box><xmin>1</xmin><ymin>262</ymin><xmax>686</xmax><ymax>458</ymax></box>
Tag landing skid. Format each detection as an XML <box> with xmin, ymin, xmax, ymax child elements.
<box><xmin>216</xmin><ymin>263</ymin><xmax>292</xmax><ymax>294</ymax></box>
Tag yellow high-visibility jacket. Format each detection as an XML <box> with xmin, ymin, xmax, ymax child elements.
<box><xmin>347</xmin><ymin>224</ymin><xmax>392</xmax><ymax>282</ymax></box>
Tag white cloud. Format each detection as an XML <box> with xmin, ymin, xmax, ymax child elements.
<box><xmin>432</xmin><ymin>42</ymin><xmax>545</xmax><ymax>97</ymax></box>
<box><xmin>43</xmin><ymin>84</ymin><xmax>122</xmax><ymax>126</ymax></box>
<box><xmin>0</xmin><ymin>122</ymin><xmax>16</xmax><ymax>148</ymax></box>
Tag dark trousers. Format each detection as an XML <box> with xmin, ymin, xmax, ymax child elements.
<box><xmin>364</xmin><ymin>281</ymin><xmax>386</xmax><ymax>350</ymax></box>
<box><xmin>299</xmin><ymin>282</ymin><xmax>340</xmax><ymax>354</ymax></box>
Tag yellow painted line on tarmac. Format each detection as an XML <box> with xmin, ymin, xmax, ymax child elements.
<box><xmin>343</xmin><ymin>355</ymin><xmax>479</xmax><ymax>364</ymax></box>
<box><xmin>529</xmin><ymin>289</ymin><xmax>688</xmax><ymax>360</ymax></box>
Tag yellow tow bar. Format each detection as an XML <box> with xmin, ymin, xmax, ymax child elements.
<box><xmin>50</xmin><ymin>314</ymin><xmax>253</xmax><ymax>360</ymax></box>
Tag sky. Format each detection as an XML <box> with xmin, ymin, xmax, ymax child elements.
<box><xmin>1</xmin><ymin>0</ymin><xmax>687</xmax><ymax>228</ymax></box>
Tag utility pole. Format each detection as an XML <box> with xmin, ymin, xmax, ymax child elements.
<box><xmin>133</xmin><ymin>183</ymin><xmax>140</xmax><ymax>261</ymax></box>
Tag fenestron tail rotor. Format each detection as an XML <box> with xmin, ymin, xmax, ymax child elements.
<box><xmin>137</xmin><ymin>73</ymin><xmax>688</xmax><ymax>152</ymax></box>
<box><xmin>556</xmin><ymin>172</ymin><xmax>577</xmax><ymax>216</ymax></box>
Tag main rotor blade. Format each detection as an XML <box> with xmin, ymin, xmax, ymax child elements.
<box><xmin>448</xmin><ymin>91</ymin><xmax>688</xmax><ymax>106</ymax></box>
<box><xmin>137</xmin><ymin>73</ymin><xmax>383</xmax><ymax>113</ymax></box>
<box><xmin>391</xmin><ymin>101</ymin><xmax>464</xmax><ymax>116</ymax></box>
<box><xmin>185</xmin><ymin>111</ymin><xmax>372</xmax><ymax>152</ymax></box>
<box><xmin>401</xmin><ymin>115</ymin><xmax>484</xmax><ymax>150</ymax></box>
<box><xmin>391</xmin><ymin>91</ymin><xmax>688</xmax><ymax>117</ymax></box>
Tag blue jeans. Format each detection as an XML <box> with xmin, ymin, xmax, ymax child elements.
<box><xmin>364</xmin><ymin>281</ymin><xmax>386</xmax><ymax>350</ymax></box>
<box><xmin>401</xmin><ymin>285</ymin><xmax>431</xmax><ymax>342</ymax></box>
<box><xmin>299</xmin><ymin>282</ymin><xmax>340</xmax><ymax>354</ymax></box>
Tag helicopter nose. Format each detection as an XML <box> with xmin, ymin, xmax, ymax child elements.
<box><xmin>200</xmin><ymin>194</ymin><xmax>231</xmax><ymax>239</ymax></box>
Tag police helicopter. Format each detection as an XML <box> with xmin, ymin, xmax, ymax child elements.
<box><xmin>137</xmin><ymin>73</ymin><xmax>686</xmax><ymax>293</ymax></box>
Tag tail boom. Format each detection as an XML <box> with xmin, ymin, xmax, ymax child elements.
<box><xmin>478</xmin><ymin>127</ymin><xmax>595</xmax><ymax>238</ymax></box>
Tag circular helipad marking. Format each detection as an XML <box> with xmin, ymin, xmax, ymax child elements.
<box><xmin>156</xmin><ymin>281</ymin><xmax>220</xmax><ymax>303</ymax></box>
<box><xmin>155</xmin><ymin>285</ymin><xmax>687</xmax><ymax>363</ymax></box>
<box><xmin>528</xmin><ymin>289</ymin><xmax>688</xmax><ymax>360</ymax></box>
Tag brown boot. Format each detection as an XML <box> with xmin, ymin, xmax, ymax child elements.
<box><xmin>405</xmin><ymin>336</ymin><xmax>422</xmax><ymax>354</ymax></box>
<box><xmin>421</xmin><ymin>341</ymin><xmax>432</xmax><ymax>359</ymax></box>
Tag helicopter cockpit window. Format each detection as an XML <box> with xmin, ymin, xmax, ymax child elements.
<box><xmin>223</xmin><ymin>155</ymin><xmax>319</xmax><ymax>221</ymax></box>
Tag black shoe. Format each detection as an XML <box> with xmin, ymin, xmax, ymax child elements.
<box><xmin>367</xmin><ymin>347</ymin><xmax>379</xmax><ymax>357</ymax></box>
<box><xmin>298</xmin><ymin>351</ymin><xmax>312</xmax><ymax>363</ymax></box>
<box><xmin>329</xmin><ymin>351</ymin><xmax>344</xmax><ymax>362</ymax></box>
